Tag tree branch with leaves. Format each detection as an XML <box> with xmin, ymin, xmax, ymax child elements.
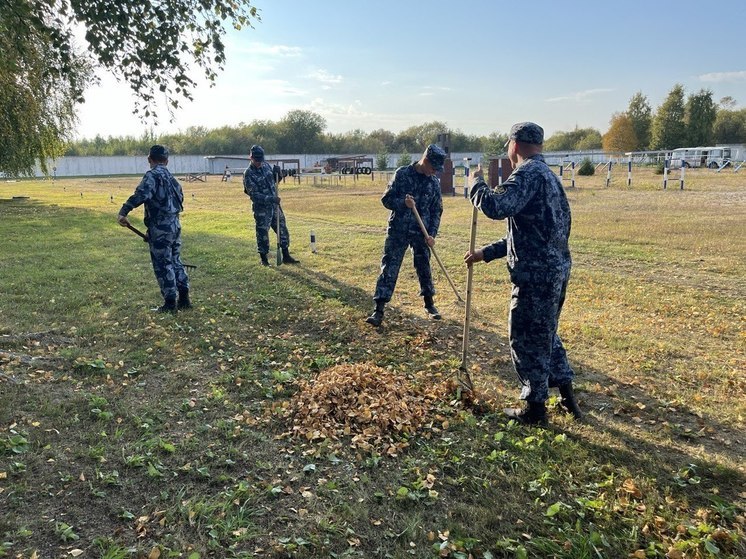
<box><xmin>0</xmin><ymin>0</ymin><xmax>259</xmax><ymax>176</ymax></box>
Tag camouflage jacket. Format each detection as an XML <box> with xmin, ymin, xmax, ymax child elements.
<box><xmin>382</xmin><ymin>164</ymin><xmax>443</xmax><ymax>237</ymax></box>
<box><xmin>470</xmin><ymin>154</ymin><xmax>571</xmax><ymax>280</ymax></box>
<box><xmin>243</xmin><ymin>162</ymin><xmax>277</xmax><ymax>206</ymax></box>
<box><xmin>119</xmin><ymin>165</ymin><xmax>184</xmax><ymax>226</ymax></box>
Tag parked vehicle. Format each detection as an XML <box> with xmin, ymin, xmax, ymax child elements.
<box><xmin>668</xmin><ymin>147</ymin><xmax>732</xmax><ymax>169</ymax></box>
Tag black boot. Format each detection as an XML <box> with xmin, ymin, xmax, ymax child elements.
<box><xmin>282</xmin><ymin>247</ymin><xmax>300</xmax><ymax>264</ymax></box>
<box><xmin>177</xmin><ymin>288</ymin><xmax>192</xmax><ymax>310</ymax></box>
<box><xmin>504</xmin><ymin>401</ymin><xmax>548</xmax><ymax>426</ymax></box>
<box><xmin>154</xmin><ymin>297</ymin><xmax>177</xmax><ymax>314</ymax></box>
<box><xmin>423</xmin><ymin>295</ymin><xmax>441</xmax><ymax>320</ymax></box>
<box><xmin>366</xmin><ymin>301</ymin><xmax>385</xmax><ymax>326</ymax></box>
<box><xmin>260</xmin><ymin>253</ymin><xmax>270</xmax><ymax>266</ymax></box>
<box><xmin>558</xmin><ymin>382</ymin><xmax>583</xmax><ymax>420</ymax></box>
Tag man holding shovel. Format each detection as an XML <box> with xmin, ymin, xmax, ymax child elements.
<box><xmin>243</xmin><ymin>145</ymin><xmax>299</xmax><ymax>267</ymax></box>
<box><xmin>117</xmin><ymin>145</ymin><xmax>191</xmax><ymax>313</ymax></box>
<box><xmin>366</xmin><ymin>144</ymin><xmax>446</xmax><ymax>327</ymax></box>
<box><xmin>464</xmin><ymin>122</ymin><xmax>582</xmax><ymax>425</ymax></box>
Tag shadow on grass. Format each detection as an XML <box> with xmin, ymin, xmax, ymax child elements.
<box><xmin>275</xmin><ymin>262</ymin><xmax>746</xmax><ymax>497</ymax></box>
<box><xmin>2</xmin><ymin>201</ymin><xmax>744</xmax><ymax>557</ymax></box>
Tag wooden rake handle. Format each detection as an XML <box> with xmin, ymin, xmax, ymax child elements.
<box><xmin>410</xmin><ymin>203</ymin><xmax>464</xmax><ymax>303</ymax></box>
<box><xmin>125</xmin><ymin>223</ymin><xmax>148</xmax><ymax>241</ymax></box>
<box><xmin>458</xmin><ymin>205</ymin><xmax>479</xmax><ymax>391</ymax></box>
<box><xmin>123</xmin><ymin>223</ymin><xmax>197</xmax><ymax>269</ymax></box>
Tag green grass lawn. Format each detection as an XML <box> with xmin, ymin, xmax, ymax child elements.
<box><xmin>1</xmin><ymin>167</ymin><xmax>744</xmax><ymax>559</ymax></box>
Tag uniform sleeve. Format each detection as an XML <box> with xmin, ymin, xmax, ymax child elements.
<box><xmin>119</xmin><ymin>174</ymin><xmax>155</xmax><ymax>216</ymax></box>
<box><xmin>427</xmin><ymin>184</ymin><xmax>443</xmax><ymax>237</ymax></box>
<box><xmin>482</xmin><ymin>239</ymin><xmax>507</xmax><ymax>262</ymax></box>
<box><xmin>381</xmin><ymin>168</ymin><xmax>407</xmax><ymax>211</ymax></box>
<box><xmin>243</xmin><ymin>169</ymin><xmax>274</xmax><ymax>204</ymax></box>
<box><xmin>469</xmin><ymin>169</ymin><xmax>539</xmax><ymax>220</ymax></box>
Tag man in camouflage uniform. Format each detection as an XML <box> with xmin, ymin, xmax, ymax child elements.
<box><xmin>366</xmin><ymin>144</ymin><xmax>446</xmax><ymax>327</ymax></box>
<box><xmin>464</xmin><ymin>122</ymin><xmax>582</xmax><ymax>425</ymax></box>
<box><xmin>243</xmin><ymin>145</ymin><xmax>299</xmax><ymax>266</ymax></box>
<box><xmin>117</xmin><ymin>145</ymin><xmax>191</xmax><ymax>313</ymax></box>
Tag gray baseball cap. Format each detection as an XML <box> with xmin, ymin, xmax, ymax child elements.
<box><xmin>505</xmin><ymin>122</ymin><xmax>544</xmax><ymax>146</ymax></box>
<box><xmin>425</xmin><ymin>144</ymin><xmax>446</xmax><ymax>172</ymax></box>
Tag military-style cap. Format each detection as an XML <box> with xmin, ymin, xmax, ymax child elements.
<box><xmin>149</xmin><ymin>144</ymin><xmax>169</xmax><ymax>160</ymax></box>
<box><xmin>507</xmin><ymin>122</ymin><xmax>544</xmax><ymax>145</ymax></box>
<box><xmin>250</xmin><ymin>145</ymin><xmax>265</xmax><ymax>161</ymax></box>
<box><xmin>425</xmin><ymin>144</ymin><xmax>446</xmax><ymax>172</ymax></box>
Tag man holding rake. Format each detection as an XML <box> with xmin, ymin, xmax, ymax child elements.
<box><xmin>243</xmin><ymin>145</ymin><xmax>300</xmax><ymax>267</ymax></box>
<box><xmin>366</xmin><ymin>144</ymin><xmax>446</xmax><ymax>327</ymax></box>
<box><xmin>464</xmin><ymin>122</ymin><xmax>582</xmax><ymax>425</ymax></box>
<box><xmin>117</xmin><ymin>145</ymin><xmax>191</xmax><ymax>313</ymax></box>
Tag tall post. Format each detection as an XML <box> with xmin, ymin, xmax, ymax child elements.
<box><xmin>680</xmin><ymin>161</ymin><xmax>686</xmax><ymax>190</ymax></box>
<box><xmin>559</xmin><ymin>163</ymin><xmax>564</xmax><ymax>186</ymax></box>
<box><xmin>627</xmin><ymin>157</ymin><xmax>632</xmax><ymax>187</ymax></box>
<box><xmin>463</xmin><ymin>157</ymin><xmax>471</xmax><ymax>198</ymax></box>
<box><xmin>605</xmin><ymin>160</ymin><xmax>612</xmax><ymax>187</ymax></box>
<box><xmin>663</xmin><ymin>157</ymin><xmax>669</xmax><ymax>190</ymax></box>
<box><xmin>571</xmin><ymin>161</ymin><xmax>576</xmax><ymax>188</ymax></box>
<box><xmin>498</xmin><ymin>158</ymin><xmax>504</xmax><ymax>186</ymax></box>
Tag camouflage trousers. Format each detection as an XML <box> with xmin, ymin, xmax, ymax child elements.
<box><xmin>509</xmin><ymin>269</ymin><xmax>574</xmax><ymax>403</ymax></box>
<box><xmin>147</xmin><ymin>220</ymin><xmax>189</xmax><ymax>301</ymax></box>
<box><xmin>253</xmin><ymin>204</ymin><xmax>290</xmax><ymax>255</ymax></box>
<box><xmin>373</xmin><ymin>232</ymin><xmax>434</xmax><ymax>303</ymax></box>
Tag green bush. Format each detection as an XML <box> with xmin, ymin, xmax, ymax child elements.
<box><xmin>577</xmin><ymin>158</ymin><xmax>595</xmax><ymax>176</ymax></box>
<box><xmin>396</xmin><ymin>153</ymin><xmax>412</xmax><ymax>167</ymax></box>
<box><xmin>376</xmin><ymin>152</ymin><xmax>389</xmax><ymax>171</ymax></box>
<box><xmin>654</xmin><ymin>161</ymin><xmax>665</xmax><ymax>175</ymax></box>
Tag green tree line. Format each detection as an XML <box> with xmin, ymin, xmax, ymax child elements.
<box><xmin>64</xmin><ymin>110</ymin><xmax>506</xmax><ymax>157</ymax></box>
<box><xmin>65</xmin><ymin>88</ymin><xmax>745</xmax><ymax>158</ymax></box>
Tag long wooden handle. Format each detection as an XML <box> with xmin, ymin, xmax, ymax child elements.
<box><xmin>125</xmin><ymin>223</ymin><xmax>148</xmax><ymax>242</ymax></box>
<box><xmin>275</xmin><ymin>181</ymin><xmax>283</xmax><ymax>266</ymax></box>
<box><xmin>124</xmin><ymin>222</ymin><xmax>197</xmax><ymax>269</ymax></box>
<box><xmin>410</xmin><ymin>204</ymin><xmax>464</xmax><ymax>302</ymax></box>
<box><xmin>460</xmin><ymin>206</ymin><xmax>479</xmax><ymax>371</ymax></box>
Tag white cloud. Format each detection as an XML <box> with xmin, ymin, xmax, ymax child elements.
<box><xmin>698</xmin><ymin>70</ymin><xmax>746</xmax><ymax>82</ymax></box>
<box><xmin>237</xmin><ymin>42</ymin><xmax>303</xmax><ymax>57</ymax></box>
<box><xmin>257</xmin><ymin>79</ymin><xmax>307</xmax><ymax>97</ymax></box>
<box><xmin>305</xmin><ymin>98</ymin><xmax>448</xmax><ymax>133</ymax></box>
<box><xmin>545</xmin><ymin>88</ymin><xmax>614</xmax><ymax>103</ymax></box>
<box><xmin>380</xmin><ymin>81</ymin><xmax>392</xmax><ymax>86</ymax></box>
<box><xmin>307</xmin><ymin>69</ymin><xmax>343</xmax><ymax>85</ymax></box>
<box><xmin>417</xmin><ymin>85</ymin><xmax>452</xmax><ymax>97</ymax></box>
<box><xmin>308</xmin><ymin>98</ymin><xmax>366</xmax><ymax>118</ymax></box>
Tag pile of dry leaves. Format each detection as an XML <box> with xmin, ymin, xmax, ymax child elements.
<box><xmin>285</xmin><ymin>363</ymin><xmax>453</xmax><ymax>456</ymax></box>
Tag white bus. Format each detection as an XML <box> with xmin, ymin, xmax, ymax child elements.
<box><xmin>669</xmin><ymin>147</ymin><xmax>733</xmax><ymax>169</ymax></box>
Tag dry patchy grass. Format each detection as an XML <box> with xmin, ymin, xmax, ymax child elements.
<box><xmin>0</xmin><ymin>167</ymin><xmax>744</xmax><ymax>558</ymax></box>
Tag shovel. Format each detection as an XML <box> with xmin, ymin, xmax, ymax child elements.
<box><xmin>410</xmin><ymin>203</ymin><xmax>464</xmax><ymax>303</ymax></box>
<box><xmin>123</xmin><ymin>223</ymin><xmax>197</xmax><ymax>270</ymax></box>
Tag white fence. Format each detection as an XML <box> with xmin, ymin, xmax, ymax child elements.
<box><xmin>35</xmin><ymin>155</ymin><xmax>210</xmax><ymax>178</ymax></box>
<box><xmin>34</xmin><ymin>152</ymin><xmax>489</xmax><ymax>178</ymax></box>
<box><xmin>32</xmin><ymin>147</ymin><xmax>745</xmax><ymax>178</ymax></box>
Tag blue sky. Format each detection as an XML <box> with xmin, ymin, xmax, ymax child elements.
<box><xmin>74</xmin><ymin>0</ymin><xmax>746</xmax><ymax>140</ymax></box>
